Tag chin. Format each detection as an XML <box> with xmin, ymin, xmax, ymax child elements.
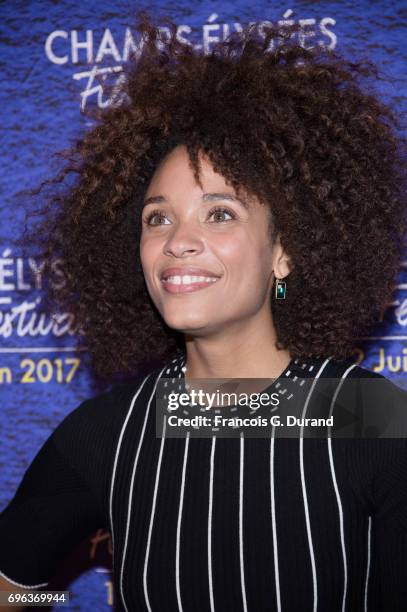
<box><xmin>162</xmin><ymin>313</ymin><xmax>213</xmax><ymax>334</ymax></box>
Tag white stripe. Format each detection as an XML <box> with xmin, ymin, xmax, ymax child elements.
<box><xmin>116</xmin><ymin>368</ymin><xmax>165</xmax><ymax>612</ymax></box>
<box><xmin>299</xmin><ymin>358</ymin><xmax>331</xmax><ymax>612</ymax></box>
<box><xmin>364</xmin><ymin>516</ymin><xmax>372</xmax><ymax>611</ymax></box>
<box><xmin>208</xmin><ymin>436</ymin><xmax>216</xmax><ymax>612</ymax></box>
<box><xmin>239</xmin><ymin>433</ymin><xmax>248</xmax><ymax>612</ymax></box>
<box><xmin>176</xmin><ymin>432</ymin><xmax>190</xmax><ymax>612</ymax></box>
<box><xmin>270</xmin><ymin>428</ymin><xmax>281</xmax><ymax>612</ymax></box>
<box><xmin>142</xmin><ymin>398</ymin><xmax>168</xmax><ymax>612</ymax></box>
<box><xmin>109</xmin><ymin>374</ymin><xmax>150</xmax><ymax>541</ymax></box>
<box><xmin>327</xmin><ymin>363</ymin><xmax>357</xmax><ymax>612</ymax></box>
<box><xmin>0</xmin><ymin>568</ymin><xmax>48</xmax><ymax>589</ymax></box>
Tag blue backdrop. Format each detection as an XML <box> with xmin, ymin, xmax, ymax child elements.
<box><xmin>1</xmin><ymin>1</ymin><xmax>406</xmax><ymax>609</ymax></box>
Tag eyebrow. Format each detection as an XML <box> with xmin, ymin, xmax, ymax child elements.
<box><xmin>142</xmin><ymin>192</ymin><xmax>249</xmax><ymax>209</ymax></box>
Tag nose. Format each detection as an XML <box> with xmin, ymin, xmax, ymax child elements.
<box><xmin>163</xmin><ymin>221</ymin><xmax>204</xmax><ymax>257</ymax></box>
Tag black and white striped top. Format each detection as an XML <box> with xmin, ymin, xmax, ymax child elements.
<box><xmin>1</xmin><ymin>352</ymin><xmax>407</xmax><ymax>611</ymax></box>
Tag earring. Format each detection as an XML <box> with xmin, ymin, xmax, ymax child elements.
<box><xmin>275</xmin><ymin>277</ymin><xmax>286</xmax><ymax>299</ymax></box>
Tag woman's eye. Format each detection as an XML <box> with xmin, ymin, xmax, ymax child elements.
<box><xmin>144</xmin><ymin>210</ymin><xmax>170</xmax><ymax>225</ymax></box>
<box><xmin>208</xmin><ymin>207</ymin><xmax>236</xmax><ymax>222</ymax></box>
<box><xmin>144</xmin><ymin>206</ymin><xmax>236</xmax><ymax>226</ymax></box>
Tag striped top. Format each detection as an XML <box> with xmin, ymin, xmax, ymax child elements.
<box><xmin>0</xmin><ymin>352</ymin><xmax>407</xmax><ymax>611</ymax></box>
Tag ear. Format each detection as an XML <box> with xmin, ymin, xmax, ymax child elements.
<box><xmin>272</xmin><ymin>234</ymin><xmax>291</xmax><ymax>279</ymax></box>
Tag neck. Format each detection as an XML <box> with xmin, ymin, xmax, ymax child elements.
<box><xmin>182</xmin><ymin>313</ymin><xmax>291</xmax><ymax>379</ymax></box>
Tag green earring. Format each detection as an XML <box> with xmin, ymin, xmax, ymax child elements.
<box><xmin>275</xmin><ymin>277</ymin><xmax>286</xmax><ymax>299</ymax></box>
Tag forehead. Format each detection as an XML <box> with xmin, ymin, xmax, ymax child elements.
<box><xmin>147</xmin><ymin>144</ymin><xmax>227</xmax><ymax>189</ymax></box>
<box><xmin>145</xmin><ymin>145</ymin><xmax>260</xmax><ymax>211</ymax></box>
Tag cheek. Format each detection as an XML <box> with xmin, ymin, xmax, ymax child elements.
<box><xmin>139</xmin><ymin>235</ymin><xmax>159</xmax><ymax>269</ymax></box>
<box><xmin>215</xmin><ymin>236</ymin><xmax>274</xmax><ymax>304</ymax></box>
<box><xmin>213</xmin><ymin>233</ymin><xmax>268</xmax><ymax>278</ymax></box>
<box><xmin>213</xmin><ymin>230</ymin><xmax>248</xmax><ymax>260</ymax></box>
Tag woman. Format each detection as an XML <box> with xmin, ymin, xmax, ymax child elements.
<box><xmin>0</xmin><ymin>13</ymin><xmax>407</xmax><ymax>612</ymax></box>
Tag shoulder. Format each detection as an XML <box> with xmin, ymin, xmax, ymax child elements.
<box><xmin>325</xmin><ymin>359</ymin><xmax>407</xmax><ymax>482</ymax></box>
<box><xmin>309</xmin><ymin>355</ymin><xmax>407</xmax><ymax>439</ymax></box>
<box><xmin>320</xmin><ymin>359</ymin><xmax>407</xmax><ymax>510</ymax></box>
<box><xmin>320</xmin><ymin>355</ymin><xmax>390</xmax><ymax>379</ymax></box>
<box><xmin>49</xmin><ymin>354</ymin><xmax>185</xmax><ymax>447</ymax></box>
<box><xmin>318</xmin><ymin>355</ymin><xmax>407</xmax><ymax>404</ymax></box>
<box><xmin>354</xmin><ymin>361</ymin><xmax>405</xmax><ymax>408</ymax></box>
<box><xmin>48</xmin><ymin>366</ymin><xmax>168</xmax><ymax>463</ymax></box>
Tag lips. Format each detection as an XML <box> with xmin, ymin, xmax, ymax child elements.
<box><xmin>160</xmin><ymin>266</ymin><xmax>222</xmax><ymax>281</ymax></box>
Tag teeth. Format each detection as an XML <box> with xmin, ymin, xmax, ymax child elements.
<box><xmin>163</xmin><ymin>275</ymin><xmax>218</xmax><ymax>285</ymax></box>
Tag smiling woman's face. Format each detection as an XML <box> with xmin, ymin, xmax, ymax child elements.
<box><xmin>140</xmin><ymin>144</ymin><xmax>290</xmax><ymax>336</ymax></box>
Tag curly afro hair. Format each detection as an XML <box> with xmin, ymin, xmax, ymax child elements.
<box><xmin>27</xmin><ymin>11</ymin><xmax>407</xmax><ymax>379</ymax></box>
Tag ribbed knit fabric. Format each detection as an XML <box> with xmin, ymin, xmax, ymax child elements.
<box><xmin>0</xmin><ymin>353</ymin><xmax>406</xmax><ymax>612</ymax></box>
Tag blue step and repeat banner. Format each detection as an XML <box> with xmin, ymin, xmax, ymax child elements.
<box><xmin>1</xmin><ymin>1</ymin><xmax>406</xmax><ymax>609</ymax></box>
